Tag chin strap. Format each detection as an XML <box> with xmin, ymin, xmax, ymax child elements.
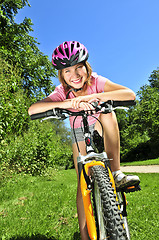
<box><xmin>66</xmin><ymin>88</ymin><xmax>81</xmax><ymax>99</ymax></box>
<box><xmin>66</xmin><ymin>82</ymin><xmax>87</xmax><ymax>99</ymax></box>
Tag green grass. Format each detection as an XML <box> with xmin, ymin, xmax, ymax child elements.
<box><xmin>126</xmin><ymin>173</ymin><xmax>159</xmax><ymax>240</ymax></box>
<box><xmin>0</xmin><ymin>169</ymin><xmax>159</xmax><ymax>240</ymax></box>
<box><xmin>0</xmin><ymin>169</ymin><xmax>79</xmax><ymax>240</ymax></box>
<box><xmin>121</xmin><ymin>157</ymin><xmax>159</xmax><ymax>166</ymax></box>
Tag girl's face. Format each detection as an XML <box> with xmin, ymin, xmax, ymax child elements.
<box><xmin>62</xmin><ymin>63</ymin><xmax>88</xmax><ymax>89</ymax></box>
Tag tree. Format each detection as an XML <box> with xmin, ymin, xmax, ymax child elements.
<box><xmin>117</xmin><ymin>69</ymin><xmax>159</xmax><ymax>162</ymax></box>
<box><xmin>0</xmin><ymin>0</ymin><xmax>56</xmax><ymax>98</ymax></box>
<box><xmin>148</xmin><ymin>68</ymin><xmax>159</xmax><ymax>89</ymax></box>
<box><xmin>0</xmin><ymin>1</ymin><xmax>73</xmax><ymax>174</ymax></box>
<box><xmin>137</xmin><ymin>85</ymin><xmax>159</xmax><ymax>142</ymax></box>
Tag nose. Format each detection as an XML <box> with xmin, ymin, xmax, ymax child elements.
<box><xmin>72</xmin><ymin>69</ymin><xmax>80</xmax><ymax>79</ymax></box>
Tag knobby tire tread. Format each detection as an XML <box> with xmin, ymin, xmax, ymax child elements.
<box><xmin>91</xmin><ymin>165</ymin><xmax>128</xmax><ymax>240</ymax></box>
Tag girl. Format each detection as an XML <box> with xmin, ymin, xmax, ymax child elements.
<box><xmin>28</xmin><ymin>41</ymin><xmax>140</xmax><ymax>240</ymax></box>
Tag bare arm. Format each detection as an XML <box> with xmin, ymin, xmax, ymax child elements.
<box><xmin>28</xmin><ymin>97</ymin><xmax>72</xmax><ymax>115</ymax></box>
<box><xmin>70</xmin><ymin>80</ymin><xmax>136</xmax><ymax>109</ymax></box>
<box><xmin>98</xmin><ymin>79</ymin><xmax>136</xmax><ymax>101</ymax></box>
<box><xmin>28</xmin><ymin>80</ymin><xmax>136</xmax><ymax>115</ymax></box>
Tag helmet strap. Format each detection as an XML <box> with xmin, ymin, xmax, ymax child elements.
<box><xmin>66</xmin><ymin>82</ymin><xmax>87</xmax><ymax>99</ymax></box>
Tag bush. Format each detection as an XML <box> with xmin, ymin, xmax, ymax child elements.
<box><xmin>0</xmin><ymin>57</ymin><xmax>30</xmax><ymax>140</ymax></box>
<box><xmin>0</xmin><ymin>121</ymin><xmax>73</xmax><ymax>175</ymax></box>
<box><xmin>121</xmin><ymin>140</ymin><xmax>159</xmax><ymax>163</ymax></box>
<box><xmin>0</xmin><ymin>57</ymin><xmax>73</xmax><ymax>175</ymax></box>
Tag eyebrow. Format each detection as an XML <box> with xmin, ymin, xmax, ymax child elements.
<box><xmin>63</xmin><ymin>63</ymin><xmax>84</xmax><ymax>72</ymax></box>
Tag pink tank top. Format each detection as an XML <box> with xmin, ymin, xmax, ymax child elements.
<box><xmin>48</xmin><ymin>72</ymin><xmax>107</xmax><ymax>128</ymax></box>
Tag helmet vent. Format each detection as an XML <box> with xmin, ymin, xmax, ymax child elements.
<box><xmin>77</xmin><ymin>42</ymin><xmax>80</xmax><ymax>48</ymax></box>
<box><xmin>58</xmin><ymin>46</ymin><xmax>64</xmax><ymax>56</ymax></box>
<box><xmin>71</xmin><ymin>43</ymin><xmax>74</xmax><ymax>53</ymax></box>
<box><xmin>65</xmin><ymin>48</ymin><xmax>69</xmax><ymax>58</ymax></box>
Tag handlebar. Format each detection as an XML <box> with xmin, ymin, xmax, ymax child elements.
<box><xmin>108</xmin><ymin>100</ymin><xmax>136</xmax><ymax>107</ymax></box>
<box><xmin>30</xmin><ymin>100</ymin><xmax>136</xmax><ymax>121</ymax></box>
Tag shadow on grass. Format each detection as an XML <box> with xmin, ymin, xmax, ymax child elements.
<box><xmin>9</xmin><ymin>234</ymin><xmax>57</xmax><ymax>240</ymax></box>
<box><xmin>9</xmin><ymin>232</ymin><xmax>81</xmax><ymax>240</ymax></box>
<box><xmin>73</xmin><ymin>232</ymin><xmax>80</xmax><ymax>240</ymax></box>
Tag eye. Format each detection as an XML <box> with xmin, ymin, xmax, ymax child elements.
<box><xmin>64</xmin><ymin>69</ymin><xmax>70</xmax><ymax>73</ymax></box>
<box><xmin>77</xmin><ymin>65</ymin><xmax>83</xmax><ymax>69</ymax></box>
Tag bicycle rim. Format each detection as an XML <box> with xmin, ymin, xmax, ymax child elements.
<box><xmin>93</xmin><ymin>180</ymin><xmax>107</xmax><ymax>239</ymax></box>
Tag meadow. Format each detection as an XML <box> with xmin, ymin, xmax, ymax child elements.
<box><xmin>0</xmin><ymin>166</ymin><xmax>159</xmax><ymax>239</ymax></box>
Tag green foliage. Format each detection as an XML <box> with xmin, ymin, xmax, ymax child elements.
<box><xmin>0</xmin><ymin>0</ymin><xmax>30</xmax><ymax>25</ymax></box>
<box><xmin>0</xmin><ymin>56</ymin><xmax>30</xmax><ymax>140</ymax></box>
<box><xmin>0</xmin><ymin>0</ymin><xmax>56</xmax><ymax>98</ymax></box>
<box><xmin>117</xmin><ymin>69</ymin><xmax>159</xmax><ymax>162</ymax></box>
<box><xmin>0</xmin><ymin>0</ymin><xmax>72</xmax><ymax>174</ymax></box>
<box><xmin>0</xmin><ymin>121</ymin><xmax>73</xmax><ymax>176</ymax></box>
<box><xmin>137</xmin><ymin>85</ymin><xmax>159</xmax><ymax>141</ymax></box>
<box><xmin>148</xmin><ymin>68</ymin><xmax>159</xmax><ymax>89</ymax></box>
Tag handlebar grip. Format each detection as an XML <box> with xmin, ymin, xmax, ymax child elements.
<box><xmin>112</xmin><ymin>100</ymin><xmax>136</xmax><ymax>107</ymax></box>
<box><xmin>30</xmin><ymin>109</ymin><xmax>55</xmax><ymax>120</ymax></box>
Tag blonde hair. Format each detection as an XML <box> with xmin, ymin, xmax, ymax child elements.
<box><xmin>58</xmin><ymin>61</ymin><xmax>92</xmax><ymax>91</ymax></box>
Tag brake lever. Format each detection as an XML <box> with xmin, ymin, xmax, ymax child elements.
<box><xmin>113</xmin><ymin>106</ymin><xmax>129</xmax><ymax>110</ymax></box>
<box><xmin>90</xmin><ymin>101</ymin><xmax>99</xmax><ymax>108</ymax></box>
<box><xmin>41</xmin><ymin>116</ymin><xmax>62</xmax><ymax>122</ymax></box>
<box><xmin>40</xmin><ymin>109</ymin><xmax>67</xmax><ymax>122</ymax></box>
<box><xmin>100</xmin><ymin>102</ymin><xmax>113</xmax><ymax>114</ymax></box>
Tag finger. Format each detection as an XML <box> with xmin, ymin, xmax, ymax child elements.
<box><xmin>79</xmin><ymin>102</ymin><xmax>89</xmax><ymax>111</ymax></box>
<box><xmin>81</xmin><ymin>102</ymin><xmax>96</xmax><ymax>113</ymax></box>
<box><xmin>71</xmin><ymin>99</ymin><xmax>79</xmax><ymax>109</ymax></box>
<box><xmin>73</xmin><ymin>97</ymin><xmax>83</xmax><ymax>109</ymax></box>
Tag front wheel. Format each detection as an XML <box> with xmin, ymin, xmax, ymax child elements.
<box><xmin>90</xmin><ymin>165</ymin><xmax>129</xmax><ymax>240</ymax></box>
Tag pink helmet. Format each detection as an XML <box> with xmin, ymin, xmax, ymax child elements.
<box><xmin>52</xmin><ymin>41</ymin><xmax>89</xmax><ymax>70</ymax></box>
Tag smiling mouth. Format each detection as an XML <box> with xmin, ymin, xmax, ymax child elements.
<box><xmin>72</xmin><ymin>77</ymin><xmax>82</xmax><ymax>84</ymax></box>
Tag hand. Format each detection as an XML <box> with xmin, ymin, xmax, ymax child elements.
<box><xmin>78</xmin><ymin>102</ymin><xmax>96</xmax><ymax>113</ymax></box>
<box><xmin>71</xmin><ymin>95</ymin><xmax>99</xmax><ymax>109</ymax></box>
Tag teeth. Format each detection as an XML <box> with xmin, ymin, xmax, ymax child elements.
<box><xmin>72</xmin><ymin>78</ymin><xmax>81</xmax><ymax>83</ymax></box>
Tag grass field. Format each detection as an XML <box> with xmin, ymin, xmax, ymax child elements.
<box><xmin>121</xmin><ymin>157</ymin><xmax>159</xmax><ymax>166</ymax></box>
<box><xmin>0</xmin><ymin>168</ymin><xmax>159</xmax><ymax>239</ymax></box>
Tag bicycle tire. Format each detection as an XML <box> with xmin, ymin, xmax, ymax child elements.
<box><xmin>90</xmin><ymin>165</ymin><xmax>129</xmax><ymax>240</ymax></box>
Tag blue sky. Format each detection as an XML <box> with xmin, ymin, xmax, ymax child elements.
<box><xmin>15</xmin><ymin>0</ymin><xmax>159</xmax><ymax>94</ymax></box>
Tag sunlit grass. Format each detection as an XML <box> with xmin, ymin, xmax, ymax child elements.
<box><xmin>0</xmin><ymin>169</ymin><xmax>79</xmax><ymax>240</ymax></box>
<box><xmin>0</xmin><ymin>169</ymin><xmax>158</xmax><ymax>239</ymax></box>
<box><xmin>126</xmin><ymin>173</ymin><xmax>159</xmax><ymax>240</ymax></box>
<box><xmin>121</xmin><ymin>157</ymin><xmax>159</xmax><ymax>166</ymax></box>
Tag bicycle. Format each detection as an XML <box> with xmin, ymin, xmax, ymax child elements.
<box><xmin>30</xmin><ymin>100</ymin><xmax>141</xmax><ymax>240</ymax></box>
